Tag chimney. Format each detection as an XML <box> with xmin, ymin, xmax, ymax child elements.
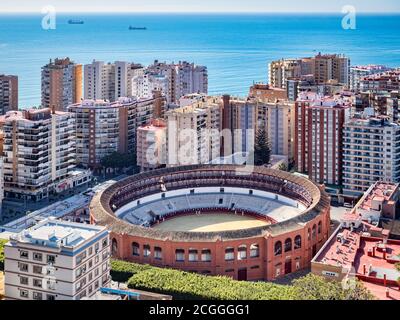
<box><xmin>152</xmin><ymin>90</ymin><xmax>163</xmax><ymax>119</ymax></box>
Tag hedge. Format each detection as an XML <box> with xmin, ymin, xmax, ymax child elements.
<box><xmin>111</xmin><ymin>259</ymin><xmax>374</xmax><ymax>300</ymax></box>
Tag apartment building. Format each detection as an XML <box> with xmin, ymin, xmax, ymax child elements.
<box><xmin>343</xmin><ymin>114</ymin><xmax>400</xmax><ymax>197</ymax></box>
<box><xmin>350</xmin><ymin>65</ymin><xmax>392</xmax><ymax>92</ymax></box>
<box><xmin>0</xmin><ymin>108</ymin><xmax>83</xmax><ymax>201</ymax></box>
<box><xmin>41</xmin><ymin>58</ymin><xmax>83</xmax><ymax>111</ymax></box>
<box><xmin>257</xmin><ymin>100</ymin><xmax>295</xmax><ymax>160</ymax></box>
<box><xmin>295</xmin><ymin>92</ymin><xmax>351</xmax><ymax>186</ymax></box>
<box><xmin>0</xmin><ymin>74</ymin><xmax>18</xmax><ymax>115</ymax></box>
<box><xmin>269</xmin><ymin>54</ymin><xmax>350</xmax><ymax>90</ymax></box>
<box><xmin>141</xmin><ymin>60</ymin><xmax>208</xmax><ymax>104</ymax></box>
<box><xmin>249</xmin><ymin>83</ymin><xmax>288</xmax><ymax>102</ymax></box>
<box><xmin>166</xmin><ymin>96</ymin><xmax>221</xmax><ymax>166</ymax></box>
<box><xmin>221</xmin><ymin>95</ymin><xmax>258</xmax><ymax>156</ymax></box>
<box><xmin>68</xmin><ymin>95</ymin><xmax>165</xmax><ymax>169</ymax></box>
<box><xmin>132</xmin><ymin>73</ymin><xmax>169</xmax><ymax>101</ymax></box>
<box><xmin>359</xmin><ymin>69</ymin><xmax>400</xmax><ymax>92</ymax></box>
<box><xmin>84</xmin><ymin>60</ymin><xmax>144</xmax><ymax>101</ymax></box>
<box><xmin>136</xmin><ymin>118</ymin><xmax>167</xmax><ymax>172</ymax></box>
<box><xmin>4</xmin><ymin>218</ymin><xmax>110</xmax><ymax>300</ymax></box>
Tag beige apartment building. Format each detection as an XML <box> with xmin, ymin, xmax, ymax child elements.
<box><xmin>0</xmin><ymin>74</ymin><xmax>18</xmax><ymax>115</ymax></box>
<box><xmin>41</xmin><ymin>58</ymin><xmax>82</xmax><ymax>112</ymax></box>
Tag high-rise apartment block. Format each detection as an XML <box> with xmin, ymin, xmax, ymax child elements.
<box><xmin>359</xmin><ymin>69</ymin><xmax>400</xmax><ymax>92</ymax></box>
<box><xmin>136</xmin><ymin>118</ymin><xmax>167</xmax><ymax>172</ymax></box>
<box><xmin>343</xmin><ymin>114</ymin><xmax>400</xmax><ymax>197</ymax></box>
<box><xmin>166</xmin><ymin>97</ymin><xmax>220</xmax><ymax>166</ymax></box>
<box><xmin>350</xmin><ymin>65</ymin><xmax>392</xmax><ymax>92</ymax></box>
<box><xmin>68</xmin><ymin>95</ymin><xmax>165</xmax><ymax>169</ymax></box>
<box><xmin>0</xmin><ymin>108</ymin><xmax>81</xmax><ymax>201</ymax></box>
<box><xmin>41</xmin><ymin>58</ymin><xmax>83</xmax><ymax>111</ymax></box>
<box><xmin>269</xmin><ymin>53</ymin><xmax>350</xmax><ymax>90</ymax></box>
<box><xmin>0</xmin><ymin>74</ymin><xmax>18</xmax><ymax>115</ymax></box>
<box><xmin>4</xmin><ymin>218</ymin><xmax>110</xmax><ymax>300</ymax></box>
<box><xmin>84</xmin><ymin>60</ymin><xmax>143</xmax><ymax>101</ymax></box>
<box><xmin>295</xmin><ymin>92</ymin><xmax>351</xmax><ymax>186</ymax></box>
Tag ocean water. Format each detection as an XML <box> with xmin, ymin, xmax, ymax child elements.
<box><xmin>0</xmin><ymin>13</ymin><xmax>399</xmax><ymax>107</ymax></box>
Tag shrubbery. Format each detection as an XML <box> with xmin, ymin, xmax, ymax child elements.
<box><xmin>0</xmin><ymin>239</ymin><xmax>7</xmax><ymax>271</ymax></box>
<box><xmin>111</xmin><ymin>259</ymin><xmax>374</xmax><ymax>300</ymax></box>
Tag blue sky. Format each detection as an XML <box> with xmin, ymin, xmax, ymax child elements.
<box><xmin>1</xmin><ymin>0</ymin><xmax>399</xmax><ymax>13</ymax></box>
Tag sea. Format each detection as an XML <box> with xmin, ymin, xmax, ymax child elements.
<box><xmin>0</xmin><ymin>13</ymin><xmax>399</xmax><ymax>107</ymax></box>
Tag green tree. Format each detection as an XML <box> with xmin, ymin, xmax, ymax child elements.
<box><xmin>278</xmin><ymin>162</ymin><xmax>288</xmax><ymax>171</ymax></box>
<box><xmin>254</xmin><ymin>129</ymin><xmax>271</xmax><ymax>166</ymax></box>
<box><xmin>100</xmin><ymin>152</ymin><xmax>136</xmax><ymax>170</ymax></box>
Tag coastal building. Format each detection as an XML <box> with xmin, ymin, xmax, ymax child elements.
<box><xmin>342</xmin><ymin>114</ymin><xmax>400</xmax><ymax>198</ymax></box>
<box><xmin>4</xmin><ymin>218</ymin><xmax>110</xmax><ymax>300</ymax></box>
<box><xmin>41</xmin><ymin>58</ymin><xmax>82</xmax><ymax>111</ymax></box>
<box><xmin>249</xmin><ymin>83</ymin><xmax>288</xmax><ymax>102</ymax></box>
<box><xmin>0</xmin><ymin>108</ymin><xmax>89</xmax><ymax>202</ymax></box>
<box><xmin>295</xmin><ymin>92</ymin><xmax>351</xmax><ymax>186</ymax></box>
<box><xmin>136</xmin><ymin>119</ymin><xmax>167</xmax><ymax>172</ymax></box>
<box><xmin>0</xmin><ymin>75</ymin><xmax>18</xmax><ymax>115</ymax></box>
<box><xmin>350</xmin><ymin>65</ymin><xmax>392</xmax><ymax>92</ymax></box>
<box><xmin>257</xmin><ymin>100</ymin><xmax>295</xmax><ymax>160</ymax></box>
<box><xmin>221</xmin><ymin>96</ymin><xmax>257</xmax><ymax>156</ymax></box>
<box><xmin>312</xmin><ymin>53</ymin><xmax>350</xmax><ymax>86</ymax></box>
<box><xmin>166</xmin><ymin>97</ymin><xmax>221</xmax><ymax>166</ymax></box>
<box><xmin>359</xmin><ymin>69</ymin><xmax>400</xmax><ymax>93</ymax></box>
<box><xmin>84</xmin><ymin>60</ymin><xmax>143</xmax><ymax>101</ymax></box>
<box><xmin>132</xmin><ymin>73</ymin><xmax>169</xmax><ymax>102</ymax></box>
<box><xmin>68</xmin><ymin>96</ymin><xmax>165</xmax><ymax>169</ymax></box>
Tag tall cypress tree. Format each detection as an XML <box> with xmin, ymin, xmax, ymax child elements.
<box><xmin>254</xmin><ymin>129</ymin><xmax>271</xmax><ymax>166</ymax></box>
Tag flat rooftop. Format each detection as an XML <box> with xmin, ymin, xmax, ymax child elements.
<box><xmin>9</xmin><ymin>218</ymin><xmax>106</xmax><ymax>249</ymax></box>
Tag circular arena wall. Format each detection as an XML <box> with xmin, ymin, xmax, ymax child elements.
<box><xmin>90</xmin><ymin>165</ymin><xmax>331</xmax><ymax>281</ymax></box>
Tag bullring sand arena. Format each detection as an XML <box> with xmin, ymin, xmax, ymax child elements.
<box><xmin>90</xmin><ymin>165</ymin><xmax>330</xmax><ymax>281</ymax></box>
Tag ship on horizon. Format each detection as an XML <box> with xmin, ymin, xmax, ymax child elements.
<box><xmin>129</xmin><ymin>26</ymin><xmax>147</xmax><ymax>30</ymax></box>
<box><xmin>68</xmin><ymin>20</ymin><xmax>84</xmax><ymax>25</ymax></box>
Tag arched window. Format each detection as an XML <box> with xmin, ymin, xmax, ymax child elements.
<box><xmin>132</xmin><ymin>242</ymin><xmax>140</xmax><ymax>256</ymax></box>
<box><xmin>225</xmin><ymin>247</ymin><xmax>234</xmax><ymax>261</ymax></box>
<box><xmin>201</xmin><ymin>249</ymin><xmax>211</xmax><ymax>262</ymax></box>
<box><xmin>312</xmin><ymin>224</ymin><xmax>317</xmax><ymax>240</ymax></box>
<box><xmin>308</xmin><ymin>228</ymin><xmax>311</xmax><ymax>241</ymax></box>
<box><xmin>284</xmin><ymin>238</ymin><xmax>292</xmax><ymax>252</ymax></box>
<box><xmin>188</xmin><ymin>249</ymin><xmax>198</xmax><ymax>262</ymax></box>
<box><xmin>237</xmin><ymin>245</ymin><xmax>247</xmax><ymax>260</ymax></box>
<box><xmin>143</xmin><ymin>245</ymin><xmax>151</xmax><ymax>257</ymax></box>
<box><xmin>294</xmin><ymin>235</ymin><xmax>302</xmax><ymax>249</ymax></box>
<box><xmin>175</xmin><ymin>249</ymin><xmax>185</xmax><ymax>262</ymax></box>
<box><xmin>250</xmin><ymin>244</ymin><xmax>260</xmax><ymax>258</ymax></box>
<box><xmin>154</xmin><ymin>247</ymin><xmax>162</xmax><ymax>260</ymax></box>
<box><xmin>274</xmin><ymin>241</ymin><xmax>282</xmax><ymax>256</ymax></box>
<box><xmin>111</xmin><ymin>238</ymin><xmax>118</xmax><ymax>256</ymax></box>
<box><xmin>318</xmin><ymin>221</ymin><xmax>322</xmax><ymax>234</ymax></box>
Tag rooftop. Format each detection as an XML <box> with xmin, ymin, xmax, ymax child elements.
<box><xmin>8</xmin><ymin>218</ymin><xmax>106</xmax><ymax>249</ymax></box>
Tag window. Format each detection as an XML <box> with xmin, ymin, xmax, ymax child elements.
<box><xmin>188</xmin><ymin>249</ymin><xmax>198</xmax><ymax>262</ymax></box>
<box><xmin>132</xmin><ymin>242</ymin><xmax>140</xmax><ymax>256</ymax></box>
<box><xmin>20</xmin><ymin>250</ymin><xmax>29</xmax><ymax>259</ymax></box>
<box><xmin>111</xmin><ymin>238</ymin><xmax>118</xmax><ymax>255</ymax></box>
<box><xmin>175</xmin><ymin>249</ymin><xmax>185</xmax><ymax>262</ymax></box>
<box><xmin>76</xmin><ymin>252</ymin><xmax>87</xmax><ymax>265</ymax></box>
<box><xmin>312</xmin><ymin>225</ymin><xmax>317</xmax><ymax>240</ymax></box>
<box><xmin>19</xmin><ymin>263</ymin><xmax>28</xmax><ymax>272</ymax></box>
<box><xmin>89</xmin><ymin>247</ymin><xmax>93</xmax><ymax>256</ymax></box>
<box><xmin>20</xmin><ymin>289</ymin><xmax>29</xmax><ymax>298</ymax></box>
<box><xmin>33</xmin><ymin>252</ymin><xmax>42</xmax><ymax>261</ymax></box>
<box><xmin>33</xmin><ymin>265</ymin><xmax>42</xmax><ymax>274</ymax></box>
<box><xmin>46</xmin><ymin>294</ymin><xmax>56</xmax><ymax>301</ymax></box>
<box><xmin>95</xmin><ymin>242</ymin><xmax>100</xmax><ymax>253</ymax></box>
<box><xmin>294</xmin><ymin>235</ymin><xmax>302</xmax><ymax>249</ymax></box>
<box><xmin>274</xmin><ymin>241</ymin><xmax>282</xmax><ymax>256</ymax></box>
<box><xmin>308</xmin><ymin>228</ymin><xmax>311</xmax><ymax>240</ymax></box>
<box><xmin>237</xmin><ymin>245</ymin><xmax>247</xmax><ymax>260</ymax></box>
<box><xmin>33</xmin><ymin>291</ymin><xmax>43</xmax><ymax>300</ymax></box>
<box><xmin>47</xmin><ymin>255</ymin><xmax>56</xmax><ymax>264</ymax></box>
<box><xmin>20</xmin><ymin>276</ymin><xmax>29</xmax><ymax>285</ymax></box>
<box><xmin>154</xmin><ymin>247</ymin><xmax>162</xmax><ymax>260</ymax></box>
<box><xmin>284</xmin><ymin>238</ymin><xmax>292</xmax><ymax>252</ymax></box>
<box><xmin>225</xmin><ymin>247</ymin><xmax>234</xmax><ymax>261</ymax></box>
<box><xmin>88</xmin><ymin>272</ymin><xmax>93</xmax><ymax>281</ymax></box>
<box><xmin>33</xmin><ymin>278</ymin><xmax>42</xmax><ymax>288</ymax></box>
<box><xmin>102</xmin><ymin>238</ymin><xmax>108</xmax><ymax>248</ymax></box>
<box><xmin>201</xmin><ymin>249</ymin><xmax>211</xmax><ymax>262</ymax></box>
<box><xmin>143</xmin><ymin>245</ymin><xmax>151</xmax><ymax>257</ymax></box>
<box><xmin>102</xmin><ymin>250</ymin><xmax>109</xmax><ymax>261</ymax></box>
<box><xmin>318</xmin><ymin>221</ymin><xmax>322</xmax><ymax>234</ymax></box>
<box><xmin>47</xmin><ymin>280</ymin><xmax>56</xmax><ymax>290</ymax></box>
<box><xmin>250</xmin><ymin>244</ymin><xmax>259</xmax><ymax>258</ymax></box>
<box><xmin>102</xmin><ymin>263</ymin><xmax>108</xmax><ymax>272</ymax></box>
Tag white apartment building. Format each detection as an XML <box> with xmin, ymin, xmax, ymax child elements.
<box><xmin>4</xmin><ymin>218</ymin><xmax>110</xmax><ymax>300</ymax></box>
<box><xmin>136</xmin><ymin>119</ymin><xmax>167</xmax><ymax>172</ymax></box>
<box><xmin>132</xmin><ymin>73</ymin><xmax>169</xmax><ymax>101</ymax></box>
<box><xmin>166</xmin><ymin>97</ymin><xmax>220</xmax><ymax>166</ymax></box>
<box><xmin>84</xmin><ymin>60</ymin><xmax>144</xmax><ymax>101</ymax></box>
<box><xmin>349</xmin><ymin>65</ymin><xmax>391</xmax><ymax>92</ymax></box>
<box><xmin>0</xmin><ymin>108</ymin><xmax>81</xmax><ymax>202</ymax></box>
<box><xmin>257</xmin><ymin>100</ymin><xmax>295</xmax><ymax>160</ymax></box>
<box><xmin>0</xmin><ymin>157</ymin><xmax>4</xmax><ymax>216</ymax></box>
<box><xmin>343</xmin><ymin>115</ymin><xmax>400</xmax><ymax>197</ymax></box>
